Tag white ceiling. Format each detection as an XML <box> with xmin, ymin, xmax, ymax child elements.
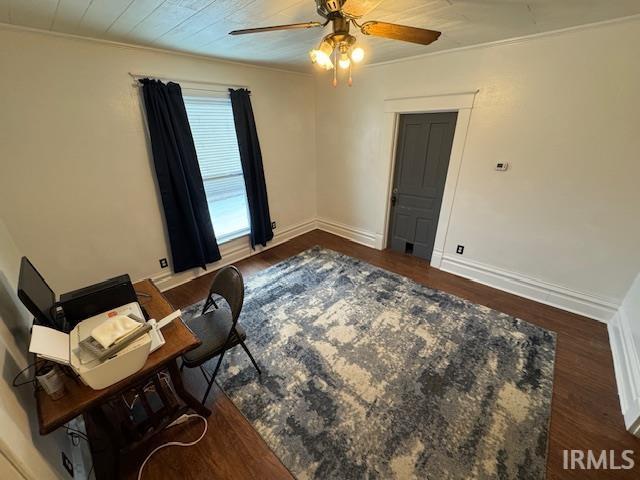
<box><xmin>2</xmin><ymin>0</ymin><xmax>639</xmax><ymax>71</ymax></box>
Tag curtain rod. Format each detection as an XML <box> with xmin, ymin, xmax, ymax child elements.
<box><xmin>128</xmin><ymin>72</ymin><xmax>248</xmax><ymax>90</ymax></box>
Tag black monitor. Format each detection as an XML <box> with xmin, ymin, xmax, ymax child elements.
<box><xmin>17</xmin><ymin>257</ymin><xmax>61</xmax><ymax>330</ymax></box>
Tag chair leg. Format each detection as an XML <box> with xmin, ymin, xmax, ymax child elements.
<box><xmin>201</xmin><ymin>351</ymin><xmax>225</xmax><ymax>405</ymax></box>
<box><xmin>199</xmin><ymin>365</ymin><xmax>211</xmax><ymax>383</ymax></box>
<box><xmin>239</xmin><ymin>340</ymin><xmax>261</xmax><ymax>375</ymax></box>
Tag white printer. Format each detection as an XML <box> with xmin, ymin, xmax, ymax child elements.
<box><xmin>20</xmin><ymin>258</ymin><xmax>182</xmax><ymax>390</ymax></box>
<box><xmin>29</xmin><ymin>301</ymin><xmax>181</xmax><ymax>390</ymax></box>
<box><xmin>69</xmin><ymin>302</ymin><xmax>152</xmax><ymax>389</ymax></box>
<box><xmin>30</xmin><ymin>302</ymin><xmax>151</xmax><ymax>390</ymax></box>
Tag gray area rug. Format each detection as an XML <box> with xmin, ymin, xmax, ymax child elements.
<box><xmin>182</xmin><ymin>247</ymin><xmax>556</xmax><ymax>479</ymax></box>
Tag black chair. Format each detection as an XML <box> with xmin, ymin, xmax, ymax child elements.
<box><xmin>181</xmin><ymin>266</ymin><xmax>261</xmax><ymax>404</ymax></box>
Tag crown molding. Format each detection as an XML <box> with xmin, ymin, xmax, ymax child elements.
<box><xmin>2</xmin><ymin>13</ymin><xmax>639</xmax><ymax>81</ymax></box>
<box><xmin>364</xmin><ymin>13</ymin><xmax>640</xmax><ymax>69</ymax></box>
<box><xmin>0</xmin><ymin>21</ymin><xmax>312</xmax><ymax>77</ymax></box>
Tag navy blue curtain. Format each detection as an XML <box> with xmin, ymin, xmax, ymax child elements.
<box><xmin>140</xmin><ymin>79</ymin><xmax>221</xmax><ymax>272</ymax></box>
<box><xmin>229</xmin><ymin>88</ymin><xmax>273</xmax><ymax>249</ymax></box>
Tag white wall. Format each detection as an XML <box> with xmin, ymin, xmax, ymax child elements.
<box><xmin>0</xmin><ymin>25</ymin><xmax>317</xmax><ymax>293</ymax></box>
<box><xmin>0</xmin><ymin>219</ymin><xmax>69</xmax><ymax>479</ymax></box>
<box><xmin>315</xmin><ymin>18</ymin><xmax>640</xmax><ymax>314</ymax></box>
<box><xmin>1</xmin><ymin>18</ymin><xmax>639</xmax><ymax>312</ymax></box>
<box><xmin>623</xmin><ymin>275</ymin><xmax>640</xmax><ymax>329</ymax></box>
<box><xmin>0</xmin><ymin>451</ymin><xmax>27</xmax><ymax>480</ymax></box>
<box><xmin>610</xmin><ymin>272</ymin><xmax>640</xmax><ymax>435</ymax></box>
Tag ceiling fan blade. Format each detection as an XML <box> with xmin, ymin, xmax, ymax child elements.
<box><xmin>360</xmin><ymin>21</ymin><xmax>441</xmax><ymax>45</ymax></box>
<box><xmin>229</xmin><ymin>22</ymin><xmax>323</xmax><ymax>36</ymax></box>
<box><xmin>341</xmin><ymin>0</ymin><xmax>385</xmax><ymax>18</ymax></box>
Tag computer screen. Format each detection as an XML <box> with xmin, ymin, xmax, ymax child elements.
<box><xmin>17</xmin><ymin>256</ymin><xmax>58</xmax><ymax>329</ymax></box>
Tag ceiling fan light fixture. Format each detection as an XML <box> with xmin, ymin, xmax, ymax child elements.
<box><xmin>309</xmin><ymin>38</ymin><xmax>335</xmax><ymax>70</ymax></box>
<box><xmin>338</xmin><ymin>53</ymin><xmax>351</xmax><ymax>70</ymax></box>
<box><xmin>351</xmin><ymin>46</ymin><xmax>365</xmax><ymax>63</ymax></box>
<box><xmin>231</xmin><ymin>1</ymin><xmax>442</xmax><ymax>87</ymax></box>
<box><xmin>310</xmin><ymin>49</ymin><xmax>333</xmax><ymax>69</ymax></box>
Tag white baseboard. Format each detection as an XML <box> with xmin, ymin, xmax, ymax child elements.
<box><xmin>315</xmin><ymin>217</ymin><xmax>384</xmax><ymax>249</ymax></box>
<box><xmin>439</xmin><ymin>254</ymin><xmax>619</xmax><ymax>323</ymax></box>
<box><xmin>431</xmin><ymin>249</ymin><xmax>444</xmax><ymax>268</ymax></box>
<box><xmin>150</xmin><ymin>217</ymin><xmax>383</xmax><ymax>291</ymax></box>
<box><xmin>149</xmin><ymin>214</ymin><xmax>620</xmax><ymax>325</ymax></box>
<box><xmin>312</xmin><ymin>220</ymin><xmax>617</xmax><ymax>323</ymax></box>
<box><xmin>609</xmin><ymin>310</ymin><xmax>640</xmax><ymax>437</ymax></box>
<box><xmin>148</xmin><ymin>218</ymin><xmax>316</xmax><ymax>291</ymax></box>
<box><xmin>313</xmin><ymin>218</ymin><xmax>618</xmax><ymax>323</ymax></box>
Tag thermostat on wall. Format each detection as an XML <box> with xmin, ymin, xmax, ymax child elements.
<box><xmin>495</xmin><ymin>162</ymin><xmax>509</xmax><ymax>171</ymax></box>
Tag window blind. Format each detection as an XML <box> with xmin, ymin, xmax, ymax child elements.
<box><xmin>183</xmin><ymin>95</ymin><xmax>250</xmax><ymax>243</ymax></box>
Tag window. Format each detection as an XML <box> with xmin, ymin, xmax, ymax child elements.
<box><xmin>183</xmin><ymin>94</ymin><xmax>250</xmax><ymax>244</ymax></box>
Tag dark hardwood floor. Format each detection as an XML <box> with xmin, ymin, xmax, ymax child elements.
<box><xmin>127</xmin><ymin>230</ymin><xmax>640</xmax><ymax>479</ymax></box>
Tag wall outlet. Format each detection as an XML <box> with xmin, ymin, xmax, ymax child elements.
<box><xmin>159</xmin><ymin>258</ymin><xmax>168</xmax><ymax>268</ymax></box>
<box><xmin>495</xmin><ymin>162</ymin><xmax>509</xmax><ymax>171</ymax></box>
<box><xmin>271</xmin><ymin>221</ymin><xmax>277</xmax><ymax>229</ymax></box>
<box><xmin>62</xmin><ymin>452</ymin><xmax>74</xmax><ymax>477</ymax></box>
<box><xmin>456</xmin><ymin>245</ymin><xmax>465</xmax><ymax>255</ymax></box>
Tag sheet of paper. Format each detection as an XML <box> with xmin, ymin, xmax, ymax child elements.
<box><xmin>29</xmin><ymin>325</ymin><xmax>70</xmax><ymax>365</ymax></box>
<box><xmin>156</xmin><ymin>309</ymin><xmax>181</xmax><ymax>330</ymax></box>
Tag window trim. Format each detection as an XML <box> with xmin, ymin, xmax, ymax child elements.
<box><xmin>216</xmin><ymin>226</ymin><xmax>251</xmax><ymax>245</ymax></box>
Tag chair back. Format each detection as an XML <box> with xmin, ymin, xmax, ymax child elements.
<box><xmin>206</xmin><ymin>266</ymin><xmax>244</xmax><ymax>325</ymax></box>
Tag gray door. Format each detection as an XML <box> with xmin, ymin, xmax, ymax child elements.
<box><xmin>388</xmin><ymin>112</ymin><xmax>458</xmax><ymax>261</ymax></box>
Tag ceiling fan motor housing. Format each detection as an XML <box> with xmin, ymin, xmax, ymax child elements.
<box><xmin>324</xmin><ymin>0</ymin><xmax>342</xmax><ymax>12</ymax></box>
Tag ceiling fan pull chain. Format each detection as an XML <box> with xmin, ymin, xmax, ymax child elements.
<box><xmin>348</xmin><ymin>63</ymin><xmax>353</xmax><ymax>87</ymax></box>
<box><xmin>333</xmin><ymin>49</ymin><xmax>338</xmax><ymax>87</ymax></box>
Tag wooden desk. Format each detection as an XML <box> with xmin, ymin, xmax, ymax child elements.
<box><xmin>36</xmin><ymin>279</ymin><xmax>210</xmax><ymax>435</ymax></box>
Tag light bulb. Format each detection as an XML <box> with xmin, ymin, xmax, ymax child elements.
<box><xmin>351</xmin><ymin>47</ymin><xmax>365</xmax><ymax>63</ymax></box>
<box><xmin>338</xmin><ymin>54</ymin><xmax>351</xmax><ymax>70</ymax></box>
<box><xmin>310</xmin><ymin>49</ymin><xmax>334</xmax><ymax>69</ymax></box>
<box><xmin>310</xmin><ymin>39</ymin><xmax>335</xmax><ymax>70</ymax></box>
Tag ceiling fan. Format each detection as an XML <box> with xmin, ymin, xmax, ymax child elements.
<box><xmin>229</xmin><ymin>0</ymin><xmax>441</xmax><ymax>86</ymax></box>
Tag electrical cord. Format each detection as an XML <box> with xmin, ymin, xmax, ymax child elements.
<box><xmin>123</xmin><ymin>372</ymin><xmax>173</xmax><ymax>410</ymax></box>
<box><xmin>135</xmin><ymin>290</ymin><xmax>152</xmax><ymax>306</ymax></box>
<box><xmin>63</xmin><ymin>423</ymin><xmax>104</xmax><ymax>479</ymax></box>
<box><xmin>67</xmin><ymin>430</ymin><xmax>85</xmax><ymax>446</ymax></box>
<box><xmin>65</xmin><ymin>426</ymin><xmax>89</xmax><ymax>443</ymax></box>
<box><xmin>137</xmin><ymin>414</ymin><xmax>208</xmax><ymax>480</ymax></box>
<box><xmin>12</xmin><ymin>358</ymin><xmax>47</xmax><ymax>387</ymax></box>
<box><xmin>64</xmin><ymin>425</ymin><xmax>110</xmax><ymax>454</ymax></box>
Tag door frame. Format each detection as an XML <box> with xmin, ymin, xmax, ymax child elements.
<box><xmin>381</xmin><ymin>91</ymin><xmax>478</xmax><ymax>268</ymax></box>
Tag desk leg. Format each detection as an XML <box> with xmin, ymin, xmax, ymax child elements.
<box><xmin>168</xmin><ymin>359</ymin><xmax>212</xmax><ymax>417</ymax></box>
<box><xmin>84</xmin><ymin>408</ymin><xmax>119</xmax><ymax>480</ymax></box>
